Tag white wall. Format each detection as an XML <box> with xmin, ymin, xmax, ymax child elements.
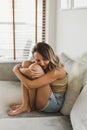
<box><xmin>48</xmin><ymin>0</ymin><xmax>57</xmax><ymax>51</ymax></box>
<box><xmin>56</xmin><ymin>0</ymin><xmax>87</xmax><ymax>58</ymax></box>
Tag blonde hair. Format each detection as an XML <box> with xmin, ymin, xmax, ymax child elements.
<box><xmin>32</xmin><ymin>42</ymin><xmax>61</xmax><ymax>71</ymax></box>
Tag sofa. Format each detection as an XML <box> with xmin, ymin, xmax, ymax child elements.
<box><xmin>0</xmin><ymin>52</ymin><xmax>87</xmax><ymax>130</ymax></box>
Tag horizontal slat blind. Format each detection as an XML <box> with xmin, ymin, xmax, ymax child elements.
<box><xmin>0</xmin><ymin>0</ymin><xmax>47</xmax><ymax>61</ymax></box>
<box><xmin>14</xmin><ymin>0</ymin><xmax>35</xmax><ymax>60</ymax></box>
<box><xmin>42</xmin><ymin>0</ymin><xmax>46</xmax><ymax>42</ymax></box>
<box><xmin>0</xmin><ymin>0</ymin><xmax>13</xmax><ymax>59</ymax></box>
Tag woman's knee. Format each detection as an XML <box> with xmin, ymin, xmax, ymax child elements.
<box><xmin>22</xmin><ymin>60</ymin><xmax>32</xmax><ymax>68</ymax></box>
<box><xmin>28</xmin><ymin>63</ymin><xmax>45</xmax><ymax>79</ymax></box>
<box><xmin>29</xmin><ymin>63</ymin><xmax>45</xmax><ymax>74</ymax></box>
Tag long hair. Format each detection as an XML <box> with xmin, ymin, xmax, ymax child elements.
<box><xmin>32</xmin><ymin>42</ymin><xmax>61</xmax><ymax>71</ymax></box>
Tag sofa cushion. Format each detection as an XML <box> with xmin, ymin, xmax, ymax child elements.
<box><xmin>70</xmin><ymin>84</ymin><xmax>87</xmax><ymax>130</ymax></box>
<box><xmin>0</xmin><ymin>116</ymin><xmax>72</xmax><ymax>130</ymax></box>
<box><xmin>59</xmin><ymin>53</ymin><xmax>83</xmax><ymax>115</ymax></box>
<box><xmin>0</xmin><ymin>81</ymin><xmax>61</xmax><ymax>118</ymax></box>
<box><xmin>0</xmin><ymin>81</ymin><xmax>22</xmax><ymax>117</ymax></box>
<box><xmin>59</xmin><ymin>53</ymin><xmax>75</xmax><ymax>74</ymax></box>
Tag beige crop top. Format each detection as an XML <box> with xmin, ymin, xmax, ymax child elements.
<box><xmin>50</xmin><ymin>75</ymin><xmax>68</xmax><ymax>93</ymax></box>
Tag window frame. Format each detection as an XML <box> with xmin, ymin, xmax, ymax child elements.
<box><xmin>61</xmin><ymin>0</ymin><xmax>87</xmax><ymax>10</ymax></box>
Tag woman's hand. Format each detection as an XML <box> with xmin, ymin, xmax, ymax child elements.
<box><xmin>20</xmin><ymin>66</ymin><xmax>44</xmax><ymax>79</ymax></box>
<box><xmin>29</xmin><ymin>68</ymin><xmax>44</xmax><ymax>79</ymax></box>
<box><xmin>20</xmin><ymin>62</ymin><xmax>45</xmax><ymax>79</ymax></box>
<box><xmin>29</xmin><ymin>63</ymin><xmax>45</xmax><ymax>79</ymax></box>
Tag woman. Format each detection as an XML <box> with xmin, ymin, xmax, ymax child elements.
<box><xmin>8</xmin><ymin>42</ymin><xmax>68</xmax><ymax>116</ymax></box>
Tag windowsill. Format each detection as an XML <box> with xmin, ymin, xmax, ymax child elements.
<box><xmin>0</xmin><ymin>56</ymin><xmax>33</xmax><ymax>63</ymax></box>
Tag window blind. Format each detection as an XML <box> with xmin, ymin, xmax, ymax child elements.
<box><xmin>42</xmin><ymin>0</ymin><xmax>46</xmax><ymax>42</ymax></box>
<box><xmin>0</xmin><ymin>0</ymin><xmax>13</xmax><ymax>60</ymax></box>
<box><xmin>0</xmin><ymin>0</ymin><xmax>47</xmax><ymax>60</ymax></box>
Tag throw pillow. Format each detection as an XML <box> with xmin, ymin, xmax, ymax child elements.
<box><xmin>59</xmin><ymin>52</ymin><xmax>75</xmax><ymax>74</ymax></box>
<box><xmin>79</xmin><ymin>51</ymin><xmax>87</xmax><ymax>64</ymax></box>
<box><xmin>78</xmin><ymin>52</ymin><xmax>87</xmax><ymax>86</ymax></box>
<box><xmin>59</xmin><ymin>53</ymin><xmax>83</xmax><ymax>115</ymax></box>
<box><xmin>70</xmin><ymin>84</ymin><xmax>87</xmax><ymax>130</ymax></box>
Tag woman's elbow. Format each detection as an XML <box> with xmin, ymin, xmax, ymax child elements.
<box><xmin>13</xmin><ymin>66</ymin><xmax>16</xmax><ymax>73</ymax></box>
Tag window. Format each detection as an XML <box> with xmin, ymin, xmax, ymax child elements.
<box><xmin>74</xmin><ymin>0</ymin><xmax>87</xmax><ymax>8</ymax></box>
<box><xmin>61</xmin><ymin>0</ymin><xmax>71</xmax><ymax>9</ymax></box>
<box><xmin>61</xmin><ymin>0</ymin><xmax>87</xmax><ymax>9</ymax></box>
<box><xmin>0</xmin><ymin>0</ymin><xmax>13</xmax><ymax>59</ymax></box>
<box><xmin>0</xmin><ymin>0</ymin><xmax>48</xmax><ymax>61</ymax></box>
<box><xmin>14</xmin><ymin>0</ymin><xmax>36</xmax><ymax>60</ymax></box>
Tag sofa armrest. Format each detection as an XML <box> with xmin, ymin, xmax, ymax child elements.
<box><xmin>70</xmin><ymin>84</ymin><xmax>87</xmax><ymax>130</ymax></box>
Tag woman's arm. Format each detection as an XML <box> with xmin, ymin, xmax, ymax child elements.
<box><xmin>13</xmin><ymin>64</ymin><xmax>66</xmax><ymax>89</ymax></box>
<box><xmin>14</xmin><ymin>60</ymin><xmax>34</xmax><ymax>78</ymax></box>
<box><xmin>20</xmin><ymin>63</ymin><xmax>44</xmax><ymax>79</ymax></box>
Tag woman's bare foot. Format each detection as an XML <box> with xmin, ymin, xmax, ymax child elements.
<box><xmin>10</xmin><ymin>104</ymin><xmax>35</xmax><ymax>111</ymax></box>
<box><xmin>8</xmin><ymin>105</ymin><xmax>31</xmax><ymax>116</ymax></box>
<box><xmin>10</xmin><ymin>104</ymin><xmax>21</xmax><ymax>110</ymax></box>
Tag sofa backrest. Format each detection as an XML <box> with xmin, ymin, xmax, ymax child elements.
<box><xmin>0</xmin><ymin>62</ymin><xmax>21</xmax><ymax>81</ymax></box>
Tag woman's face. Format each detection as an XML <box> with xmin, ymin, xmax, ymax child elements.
<box><xmin>34</xmin><ymin>52</ymin><xmax>50</xmax><ymax>70</ymax></box>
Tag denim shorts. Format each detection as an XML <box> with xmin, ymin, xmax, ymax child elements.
<box><xmin>40</xmin><ymin>92</ymin><xmax>65</xmax><ymax>112</ymax></box>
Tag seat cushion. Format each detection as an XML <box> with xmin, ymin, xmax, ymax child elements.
<box><xmin>0</xmin><ymin>81</ymin><xmax>22</xmax><ymax>117</ymax></box>
<box><xmin>0</xmin><ymin>81</ymin><xmax>61</xmax><ymax>118</ymax></box>
<box><xmin>0</xmin><ymin>116</ymin><xmax>72</xmax><ymax>130</ymax></box>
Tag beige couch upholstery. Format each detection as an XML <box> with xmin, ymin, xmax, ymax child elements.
<box><xmin>60</xmin><ymin>52</ymin><xmax>87</xmax><ymax>130</ymax></box>
<box><xmin>0</xmin><ymin>51</ymin><xmax>87</xmax><ymax>130</ymax></box>
<box><xmin>0</xmin><ymin>61</ymin><xmax>72</xmax><ymax>130</ymax></box>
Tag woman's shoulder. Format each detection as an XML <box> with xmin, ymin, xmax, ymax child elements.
<box><xmin>54</xmin><ymin>64</ymin><xmax>67</xmax><ymax>79</ymax></box>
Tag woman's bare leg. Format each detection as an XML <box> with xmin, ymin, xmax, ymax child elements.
<box><xmin>8</xmin><ymin>83</ymin><xmax>32</xmax><ymax>116</ymax></box>
<box><xmin>10</xmin><ymin>89</ymin><xmax>36</xmax><ymax>111</ymax></box>
<box><xmin>8</xmin><ymin>63</ymin><xmax>49</xmax><ymax>116</ymax></box>
<box><xmin>10</xmin><ymin>61</ymin><xmax>36</xmax><ymax>110</ymax></box>
<box><xmin>10</xmin><ymin>84</ymin><xmax>51</xmax><ymax>112</ymax></box>
<box><xmin>29</xmin><ymin>88</ymin><xmax>36</xmax><ymax>110</ymax></box>
<box><xmin>9</xmin><ymin>85</ymin><xmax>36</xmax><ymax>111</ymax></box>
<box><xmin>36</xmin><ymin>85</ymin><xmax>52</xmax><ymax>110</ymax></box>
<box><xmin>10</xmin><ymin>83</ymin><xmax>29</xmax><ymax>110</ymax></box>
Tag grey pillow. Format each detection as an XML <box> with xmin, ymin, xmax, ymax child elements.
<box><xmin>59</xmin><ymin>53</ymin><xmax>83</xmax><ymax>115</ymax></box>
